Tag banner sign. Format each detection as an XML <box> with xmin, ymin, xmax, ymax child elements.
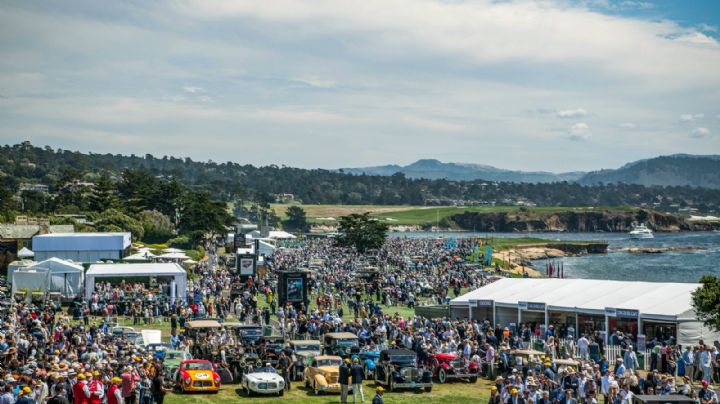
<box><xmin>471</xmin><ymin>299</ymin><xmax>493</xmax><ymax>308</ymax></box>
<box><xmin>239</xmin><ymin>257</ymin><xmax>255</xmax><ymax>276</ymax></box>
<box><xmin>605</xmin><ymin>307</ymin><xmax>639</xmax><ymax>319</ymax></box>
<box><xmin>519</xmin><ymin>301</ymin><xmax>546</xmax><ymax>311</ymax></box>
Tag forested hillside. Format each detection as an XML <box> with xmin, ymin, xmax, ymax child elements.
<box><xmin>1</xmin><ymin>142</ymin><xmax>719</xmax><ymax>215</ymax></box>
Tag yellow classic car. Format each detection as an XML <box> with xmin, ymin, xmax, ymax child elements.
<box><xmin>176</xmin><ymin>360</ymin><xmax>221</xmax><ymax>393</ymax></box>
<box><xmin>303</xmin><ymin>355</ymin><xmax>351</xmax><ymax>395</ymax></box>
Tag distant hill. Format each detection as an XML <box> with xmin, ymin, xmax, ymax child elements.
<box><xmin>578</xmin><ymin>155</ymin><xmax>720</xmax><ymax>189</ymax></box>
<box><xmin>341</xmin><ymin>159</ymin><xmax>586</xmax><ymax>183</ymax></box>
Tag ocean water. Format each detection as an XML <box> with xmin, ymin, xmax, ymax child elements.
<box><xmin>389</xmin><ymin>231</ymin><xmax>720</xmax><ymax>283</ymax></box>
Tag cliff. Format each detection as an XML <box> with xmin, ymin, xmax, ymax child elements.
<box><xmin>450</xmin><ymin>209</ymin><xmax>719</xmax><ymax>232</ymax></box>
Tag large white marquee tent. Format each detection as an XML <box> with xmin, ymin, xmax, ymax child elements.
<box><xmin>451</xmin><ymin>278</ymin><xmax>719</xmax><ymax>346</ymax></box>
<box><xmin>85</xmin><ymin>263</ymin><xmax>187</xmax><ymax>303</ymax></box>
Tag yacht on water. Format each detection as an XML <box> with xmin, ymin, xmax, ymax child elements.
<box><xmin>629</xmin><ymin>223</ymin><xmax>654</xmax><ymax>239</ymax></box>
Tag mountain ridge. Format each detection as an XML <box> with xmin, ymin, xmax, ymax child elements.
<box><xmin>339</xmin><ymin>154</ymin><xmax>720</xmax><ymax>188</ymax></box>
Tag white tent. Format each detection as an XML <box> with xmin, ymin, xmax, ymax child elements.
<box><xmin>31</xmin><ymin>257</ymin><xmax>84</xmax><ymax>298</ymax></box>
<box><xmin>11</xmin><ymin>268</ymin><xmax>51</xmax><ymax>302</ymax></box>
<box><xmin>158</xmin><ymin>252</ymin><xmax>190</xmax><ymax>260</ymax></box>
<box><xmin>451</xmin><ymin>278</ymin><xmax>716</xmax><ymax>346</ymax></box>
<box><xmin>162</xmin><ymin>248</ymin><xmax>184</xmax><ymax>253</ymax></box>
<box><xmin>122</xmin><ymin>251</ymin><xmax>157</xmax><ymax>262</ymax></box>
<box><xmin>17</xmin><ymin>247</ymin><xmax>34</xmax><ymax>258</ymax></box>
<box><xmin>85</xmin><ymin>263</ymin><xmax>187</xmax><ymax>303</ymax></box>
<box><xmin>268</xmin><ymin>230</ymin><xmax>296</xmax><ymax>240</ymax></box>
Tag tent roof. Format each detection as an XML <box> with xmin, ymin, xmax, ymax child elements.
<box><xmin>268</xmin><ymin>230</ymin><xmax>296</xmax><ymax>239</ymax></box>
<box><xmin>86</xmin><ymin>263</ymin><xmax>185</xmax><ymax>277</ymax></box>
<box><xmin>32</xmin><ymin>232</ymin><xmax>131</xmax><ymax>251</ymax></box>
<box><xmin>158</xmin><ymin>252</ymin><xmax>190</xmax><ymax>260</ymax></box>
<box><xmin>162</xmin><ymin>248</ymin><xmax>184</xmax><ymax>253</ymax></box>
<box><xmin>122</xmin><ymin>252</ymin><xmax>155</xmax><ymax>261</ymax></box>
<box><xmin>17</xmin><ymin>247</ymin><xmax>34</xmax><ymax>258</ymax></box>
<box><xmin>451</xmin><ymin>278</ymin><xmax>700</xmax><ymax>318</ymax></box>
<box><xmin>31</xmin><ymin>257</ymin><xmax>84</xmax><ymax>272</ymax></box>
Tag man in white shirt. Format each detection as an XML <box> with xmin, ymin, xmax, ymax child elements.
<box><xmin>578</xmin><ymin>335</ymin><xmax>590</xmax><ymax>361</ymax></box>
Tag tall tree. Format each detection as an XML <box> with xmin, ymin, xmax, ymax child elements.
<box><xmin>88</xmin><ymin>174</ymin><xmax>120</xmax><ymax>212</ymax></box>
<box><xmin>691</xmin><ymin>275</ymin><xmax>720</xmax><ymax>332</ymax></box>
<box><xmin>335</xmin><ymin>212</ymin><xmax>389</xmax><ymax>253</ymax></box>
<box><xmin>283</xmin><ymin>206</ymin><xmax>309</xmax><ymax>232</ymax></box>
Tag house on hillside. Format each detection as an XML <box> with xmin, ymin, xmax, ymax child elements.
<box><xmin>0</xmin><ymin>218</ymin><xmax>74</xmax><ymax>270</ymax></box>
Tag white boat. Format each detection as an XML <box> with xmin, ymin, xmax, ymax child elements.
<box><xmin>629</xmin><ymin>223</ymin><xmax>654</xmax><ymax>239</ymax></box>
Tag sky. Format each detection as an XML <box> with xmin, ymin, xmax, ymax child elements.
<box><xmin>0</xmin><ymin>0</ymin><xmax>719</xmax><ymax>173</ymax></box>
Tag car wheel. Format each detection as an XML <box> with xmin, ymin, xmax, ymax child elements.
<box><xmin>469</xmin><ymin>375</ymin><xmax>478</xmax><ymax>383</ymax></box>
<box><xmin>305</xmin><ymin>377</ymin><xmax>310</xmax><ymax>388</ymax></box>
<box><xmin>438</xmin><ymin>368</ymin><xmax>447</xmax><ymax>384</ymax></box>
<box><xmin>425</xmin><ymin>386</ymin><xmax>432</xmax><ymax>393</ymax></box>
<box><xmin>278</xmin><ymin>389</ymin><xmax>284</xmax><ymax>397</ymax></box>
<box><xmin>247</xmin><ymin>388</ymin><xmax>253</xmax><ymax>397</ymax></box>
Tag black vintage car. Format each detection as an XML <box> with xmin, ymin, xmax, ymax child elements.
<box><xmin>258</xmin><ymin>336</ymin><xmax>285</xmax><ymax>366</ymax></box>
<box><xmin>374</xmin><ymin>349</ymin><xmax>432</xmax><ymax>393</ymax></box>
<box><xmin>224</xmin><ymin>323</ymin><xmax>264</xmax><ymax>345</ymax></box>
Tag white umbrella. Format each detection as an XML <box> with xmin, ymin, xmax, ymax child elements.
<box><xmin>17</xmin><ymin>247</ymin><xmax>35</xmax><ymax>258</ymax></box>
<box><xmin>183</xmin><ymin>259</ymin><xmax>198</xmax><ymax>265</ymax></box>
<box><xmin>162</xmin><ymin>248</ymin><xmax>184</xmax><ymax>253</ymax></box>
<box><xmin>158</xmin><ymin>252</ymin><xmax>190</xmax><ymax>260</ymax></box>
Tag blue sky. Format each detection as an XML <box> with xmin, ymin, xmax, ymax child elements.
<box><xmin>0</xmin><ymin>0</ymin><xmax>718</xmax><ymax>172</ymax></box>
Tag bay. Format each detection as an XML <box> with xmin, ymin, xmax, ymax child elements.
<box><xmin>389</xmin><ymin>231</ymin><xmax>720</xmax><ymax>283</ymax></box>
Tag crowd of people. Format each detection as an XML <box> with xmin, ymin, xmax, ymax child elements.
<box><xmin>0</xmin><ymin>236</ymin><xmax>717</xmax><ymax>404</ymax></box>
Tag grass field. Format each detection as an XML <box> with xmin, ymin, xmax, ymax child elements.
<box><xmin>168</xmin><ymin>376</ymin><xmax>493</xmax><ymax>403</ymax></box>
<box><xmin>267</xmin><ymin>204</ymin><xmax>633</xmax><ymax>226</ymax></box>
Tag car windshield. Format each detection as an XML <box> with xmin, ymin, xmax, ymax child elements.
<box><xmin>316</xmin><ymin>359</ymin><xmax>342</xmax><ymax>367</ymax></box>
<box><xmin>362</xmin><ymin>346</ymin><xmax>379</xmax><ymax>353</ymax></box>
<box><xmin>166</xmin><ymin>352</ymin><xmax>184</xmax><ymax>360</ymax></box>
<box><xmin>184</xmin><ymin>362</ymin><xmax>213</xmax><ymax>371</ymax></box>
<box><xmin>336</xmin><ymin>339</ymin><xmax>358</xmax><ymax>347</ymax></box>
<box><xmin>390</xmin><ymin>355</ymin><xmax>416</xmax><ymax>364</ymax></box>
<box><xmin>294</xmin><ymin>344</ymin><xmax>320</xmax><ymax>352</ymax></box>
<box><xmin>254</xmin><ymin>367</ymin><xmax>276</xmax><ymax>374</ymax></box>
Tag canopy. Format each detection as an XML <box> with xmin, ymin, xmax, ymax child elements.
<box><xmin>158</xmin><ymin>252</ymin><xmax>190</xmax><ymax>260</ymax></box>
<box><xmin>122</xmin><ymin>251</ymin><xmax>157</xmax><ymax>261</ymax></box>
<box><xmin>85</xmin><ymin>263</ymin><xmax>187</xmax><ymax>303</ymax></box>
<box><xmin>31</xmin><ymin>257</ymin><xmax>84</xmax><ymax>298</ymax></box>
<box><xmin>17</xmin><ymin>247</ymin><xmax>34</xmax><ymax>258</ymax></box>
<box><xmin>452</xmin><ymin>278</ymin><xmax>699</xmax><ymax>319</ymax></box>
<box><xmin>11</xmin><ymin>269</ymin><xmax>51</xmax><ymax>302</ymax></box>
<box><xmin>162</xmin><ymin>248</ymin><xmax>184</xmax><ymax>253</ymax></box>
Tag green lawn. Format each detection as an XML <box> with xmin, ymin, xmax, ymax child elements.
<box><xmin>167</xmin><ymin>377</ymin><xmax>493</xmax><ymax>404</ymax></box>
<box><xmin>370</xmin><ymin>206</ymin><xmax>634</xmax><ymax>226</ymax></box>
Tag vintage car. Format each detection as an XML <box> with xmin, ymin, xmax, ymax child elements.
<box><xmin>224</xmin><ymin>323</ymin><xmax>264</xmax><ymax>345</ymax></box>
<box><xmin>322</xmin><ymin>332</ymin><xmax>359</xmax><ymax>357</ymax></box>
<box><xmin>228</xmin><ymin>351</ymin><xmax>261</xmax><ymax>381</ymax></box>
<box><xmin>428</xmin><ymin>352</ymin><xmax>479</xmax><ymax>383</ymax></box>
<box><xmin>176</xmin><ymin>359</ymin><xmax>221</xmax><ymax>393</ymax></box>
<box><xmin>241</xmin><ymin>365</ymin><xmax>285</xmax><ymax>397</ymax></box>
<box><xmin>258</xmin><ymin>336</ymin><xmax>285</xmax><ymax>366</ymax></box>
<box><xmin>185</xmin><ymin>320</ymin><xmax>222</xmax><ymax>340</ymax></box>
<box><xmin>303</xmin><ymin>355</ymin><xmax>351</xmax><ymax>395</ymax></box>
<box><xmin>289</xmin><ymin>340</ymin><xmax>321</xmax><ymax>381</ymax></box>
<box><xmin>353</xmin><ymin>343</ymin><xmax>384</xmax><ymax>379</ymax></box>
<box><xmin>374</xmin><ymin>349</ymin><xmax>432</xmax><ymax>392</ymax></box>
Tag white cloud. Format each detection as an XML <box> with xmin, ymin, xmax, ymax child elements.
<box><xmin>183</xmin><ymin>86</ymin><xmax>204</xmax><ymax>93</ymax></box>
<box><xmin>197</xmin><ymin>96</ymin><xmax>213</xmax><ymax>103</ymax></box>
<box><xmin>681</xmin><ymin>113</ymin><xmax>704</xmax><ymax>122</ymax></box>
<box><xmin>698</xmin><ymin>23</ymin><xmax>718</xmax><ymax>33</ymax></box>
<box><xmin>569</xmin><ymin>122</ymin><xmax>591</xmax><ymax>141</ymax></box>
<box><xmin>691</xmin><ymin>127</ymin><xmax>710</xmax><ymax>138</ymax></box>
<box><xmin>620</xmin><ymin>122</ymin><xmax>636</xmax><ymax>128</ymax></box>
<box><xmin>294</xmin><ymin>76</ymin><xmax>337</xmax><ymax>89</ymax></box>
<box><xmin>673</xmin><ymin>32</ymin><xmax>719</xmax><ymax>46</ymax></box>
<box><xmin>557</xmin><ymin>108</ymin><xmax>587</xmax><ymax>118</ymax></box>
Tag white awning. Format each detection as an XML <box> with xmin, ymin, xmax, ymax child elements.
<box><xmin>452</xmin><ymin>278</ymin><xmax>699</xmax><ymax>319</ymax></box>
<box><xmin>17</xmin><ymin>247</ymin><xmax>34</xmax><ymax>258</ymax></box>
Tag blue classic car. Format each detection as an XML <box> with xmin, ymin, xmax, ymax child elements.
<box><xmin>352</xmin><ymin>344</ymin><xmax>386</xmax><ymax>379</ymax></box>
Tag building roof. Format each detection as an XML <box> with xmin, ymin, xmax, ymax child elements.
<box><xmin>32</xmin><ymin>232</ymin><xmax>131</xmax><ymax>251</ymax></box>
<box><xmin>86</xmin><ymin>262</ymin><xmax>185</xmax><ymax>277</ymax></box>
<box><xmin>451</xmin><ymin>278</ymin><xmax>700</xmax><ymax>319</ymax></box>
<box><xmin>0</xmin><ymin>224</ymin><xmax>74</xmax><ymax>239</ymax></box>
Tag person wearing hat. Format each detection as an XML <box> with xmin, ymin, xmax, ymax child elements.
<box><xmin>88</xmin><ymin>371</ymin><xmax>104</xmax><ymax>404</ymax></box>
<box><xmin>372</xmin><ymin>386</ymin><xmax>384</xmax><ymax>404</ymax></box>
<box><xmin>507</xmin><ymin>387</ymin><xmax>525</xmax><ymax>404</ymax></box>
<box><xmin>489</xmin><ymin>385</ymin><xmax>502</xmax><ymax>404</ymax></box>
<box><xmin>351</xmin><ymin>357</ymin><xmax>364</xmax><ymax>403</ymax></box>
<box><xmin>73</xmin><ymin>373</ymin><xmax>89</xmax><ymax>404</ymax></box>
<box><xmin>107</xmin><ymin>377</ymin><xmax>122</xmax><ymax>404</ymax></box>
<box><xmin>16</xmin><ymin>386</ymin><xmax>33</xmax><ymax>404</ymax></box>
<box><xmin>698</xmin><ymin>380</ymin><xmax>717</xmax><ymax>404</ymax></box>
<box><xmin>0</xmin><ymin>383</ymin><xmax>14</xmax><ymax>404</ymax></box>
<box><xmin>339</xmin><ymin>358</ymin><xmax>351</xmax><ymax>404</ymax></box>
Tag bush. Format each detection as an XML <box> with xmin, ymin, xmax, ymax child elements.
<box><xmin>167</xmin><ymin>236</ymin><xmax>192</xmax><ymax>249</ymax></box>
